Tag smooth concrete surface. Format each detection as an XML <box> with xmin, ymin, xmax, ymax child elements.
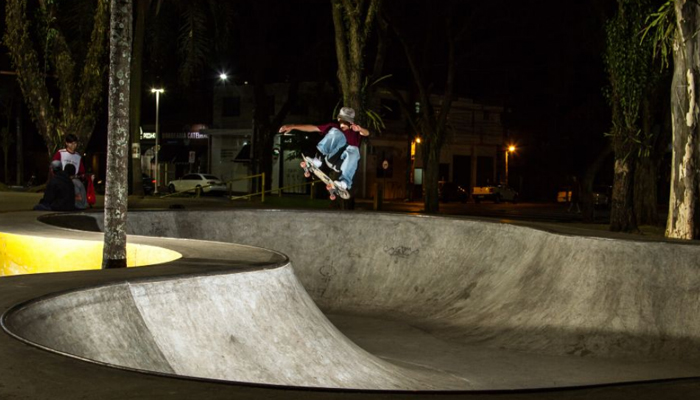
<box><xmin>0</xmin><ymin>231</ymin><xmax>182</xmax><ymax>275</ymax></box>
<box><xmin>0</xmin><ymin>209</ymin><xmax>700</xmax><ymax>399</ymax></box>
<box><xmin>120</xmin><ymin>211</ymin><xmax>700</xmax><ymax>359</ymax></box>
<box><xmin>6</xmin><ymin>265</ymin><xmax>466</xmax><ymax>390</ymax></box>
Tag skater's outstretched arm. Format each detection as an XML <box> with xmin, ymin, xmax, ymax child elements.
<box><xmin>350</xmin><ymin>123</ymin><xmax>370</xmax><ymax>137</ymax></box>
<box><xmin>279</xmin><ymin>124</ymin><xmax>320</xmax><ymax>134</ymax></box>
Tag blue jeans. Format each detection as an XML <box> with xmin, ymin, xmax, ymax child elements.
<box><xmin>316</xmin><ymin>127</ymin><xmax>360</xmax><ymax>189</ymax></box>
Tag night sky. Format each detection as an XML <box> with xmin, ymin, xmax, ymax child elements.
<box><xmin>1</xmin><ymin>0</ymin><xmax>619</xmax><ymax>196</ymax></box>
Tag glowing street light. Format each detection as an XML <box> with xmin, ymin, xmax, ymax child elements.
<box><xmin>219</xmin><ymin>72</ymin><xmax>228</xmax><ymax>81</ymax></box>
<box><xmin>505</xmin><ymin>144</ymin><xmax>516</xmax><ymax>185</ymax></box>
<box><xmin>151</xmin><ymin>88</ymin><xmax>164</xmax><ymax>194</ymax></box>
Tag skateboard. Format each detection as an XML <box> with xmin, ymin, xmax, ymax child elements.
<box><xmin>301</xmin><ymin>154</ymin><xmax>350</xmax><ymax>200</ymax></box>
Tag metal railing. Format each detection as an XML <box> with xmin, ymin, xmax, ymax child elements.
<box><xmin>229</xmin><ymin>173</ymin><xmax>322</xmax><ymax>202</ymax></box>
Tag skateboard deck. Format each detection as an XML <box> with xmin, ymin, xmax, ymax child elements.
<box><xmin>301</xmin><ymin>154</ymin><xmax>350</xmax><ymax>200</ymax></box>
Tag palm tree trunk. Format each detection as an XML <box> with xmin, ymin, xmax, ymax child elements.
<box><xmin>666</xmin><ymin>0</ymin><xmax>700</xmax><ymax>239</ymax></box>
<box><xmin>634</xmin><ymin>156</ymin><xmax>659</xmax><ymax>226</ymax></box>
<box><xmin>423</xmin><ymin>143</ymin><xmax>440</xmax><ymax>213</ymax></box>
<box><xmin>610</xmin><ymin>155</ymin><xmax>638</xmax><ymax>232</ymax></box>
<box><xmin>102</xmin><ymin>0</ymin><xmax>132</xmax><ymax>269</ymax></box>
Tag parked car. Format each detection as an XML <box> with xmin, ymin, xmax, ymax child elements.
<box><xmin>472</xmin><ymin>184</ymin><xmax>518</xmax><ymax>203</ymax></box>
<box><xmin>167</xmin><ymin>173</ymin><xmax>227</xmax><ymax>195</ymax></box>
<box><xmin>438</xmin><ymin>182</ymin><xmax>469</xmax><ymax>203</ymax></box>
<box><xmin>557</xmin><ymin>185</ymin><xmax>610</xmax><ymax>207</ymax></box>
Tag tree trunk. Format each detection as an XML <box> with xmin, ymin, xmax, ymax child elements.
<box><xmin>423</xmin><ymin>143</ymin><xmax>440</xmax><ymax>213</ymax></box>
<box><xmin>15</xmin><ymin>103</ymin><xmax>23</xmax><ymax>185</ymax></box>
<box><xmin>666</xmin><ymin>0</ymin><xmax>700</xmax><ymax>239</ymax></box>
<box><xmin>129</xmin><ymin>0</ymin><xmax>151</xmax><ymax>196</ymax></box>
<box><xmin>2</xmin><ymin>137</ymin><xmax>8</xmax><ymax>184</ymax></box>
<box><xmin>634</xmin><ymin>156</ymin><xmax>659</xmax><ymax>226</ymax></box>
<box><xmin>610</xmin><ymin>155</ymin><xmax>638</xmax><ymax>232</ymax></box>
<box><xmin>330</xmin><ymin>0</ymin><xmax>380</xmax><ymax>208</ymax></box>
<box><xmin>103</xmin><ymin>0</ymin><xmax>132</xmax><ymax>269</ymax></box>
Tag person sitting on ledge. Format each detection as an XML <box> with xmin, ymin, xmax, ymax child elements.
<box><xmin>33</xmin><ymin>161</ymin><xmax>76</xmax><ymax>212</ymax></box>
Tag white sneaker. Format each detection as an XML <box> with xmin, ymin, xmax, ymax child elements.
<box><xmin>334</xmin><ymin>180</ymin><xmax>348</xmax><ymax>190</ymax></box>
<box><xmin>309</xmin><ymin>157</ymin><xmax>322</xmax><ymax>169</ymax></box>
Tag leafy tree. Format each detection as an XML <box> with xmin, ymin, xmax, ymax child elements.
<box><xmin>102</xmin><ymin>0</ymin><xmax>132</xmax><ymax>269</ymax></box>
<box><xmin>603</xmin><ymin>0</ymin><xmax>659</xmax><ymax>232</ymax></box>
<box><xmin>4</xmin><ymin>0</ymin><xmax>109</xmax><ymax>156</ymax></box>
<box><xmin>331</xmin><ymin>0</ymin><xmax>382</xmax><ymax>119</ymax></box>
<box><xmin>383</xmin><ymin>1</ymin><xmax>476</xmax><ymax>213</ymax></box>
<box><xmin>632</xmin><ymin>0</ymin><xmax>699</xmax><ymax>238</ymax></box>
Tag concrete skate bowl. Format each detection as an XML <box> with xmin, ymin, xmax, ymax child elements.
<box><xmin>3</xmin><ymin>210</ymin><xmax>700</xmax><ymax>399</ymax></box>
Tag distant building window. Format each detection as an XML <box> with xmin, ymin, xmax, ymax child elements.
<box><xmin>381</xmin><ymin>99</ymin><xmax>401</xmax><ymax>120</ymax></box>
<box><xmin>222</xmin><ymin>96</ymin><xmax>241</xmax><ymax>117</ymax></box>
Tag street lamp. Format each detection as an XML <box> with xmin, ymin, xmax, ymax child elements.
<box><xmin>505</xmin><ymin>145</ymin><xmax>516</xmax><ymax>185</ymax></box>
<box><xmin>151</xmin><ymin>88</ymin><xmax>164</xmax><ymax>194</ymax></box>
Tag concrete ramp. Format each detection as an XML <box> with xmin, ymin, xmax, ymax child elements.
<box><xmin>5</xmin><ymin>264</ymin><xmax>467</xmax><ymax>390</ymax></box>
<box><xmin>120</xmin><ymin>211</ymin><xmax>700</xmax><ymax>359</ymax></box>
<box><xmin>4</xmin><ymin>209</ymin><xmax>700</xmax><ymax>394</ymax></box>
<box><xmin>117</xmin><ymin>210</ymin><xmax>700</xmax><ymax>387</ymax></box>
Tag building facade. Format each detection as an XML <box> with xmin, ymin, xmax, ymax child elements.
<box><xmin>206</xmin><ymin>82</ymin><xmax>506</xmax><ymax>200</ymax></box>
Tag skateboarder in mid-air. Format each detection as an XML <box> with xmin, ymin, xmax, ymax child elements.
<box><xmin>278</xmin><ymin>107</ymin><xmax>370</xmax><ymax>196</ymax></box>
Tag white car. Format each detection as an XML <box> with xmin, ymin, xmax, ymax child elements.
<box><xmin>168</xmin><ymin>173</ymin><xmax>227</xmax><ymax>195</ymax></box>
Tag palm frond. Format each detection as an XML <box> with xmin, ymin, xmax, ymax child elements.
<box><xmin>641</xmin><ymin>0</ymin><xmax>674</xmax><ymax>70</ymax></box>
<box><xmin>178</xmin><ymin>4</ymin><xmax>211</xmax><ymax>86</ymax></box>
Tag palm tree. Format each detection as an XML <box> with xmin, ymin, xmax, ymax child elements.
<box><xmin>4</xmin><ymin>0</ymin><xmax>109</xmax><ymax>156</ymax></box>
<box><xmin>102</xmin><ymin>0</ymin><xmax>133</xmax><ymax>269</ymax></box>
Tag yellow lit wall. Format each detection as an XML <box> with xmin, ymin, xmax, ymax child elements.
<box><xmin>0</xmin><ymin>232</ymin><xmax>182</xmax><ymax>276</ymax></box>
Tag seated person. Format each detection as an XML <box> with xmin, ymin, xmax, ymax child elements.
<box><xmin>33</xmin><ymin>161</ymin><xmax>76</xmax><ymax>211</ymax></box>
<box><xmin>65</xmin><ymin>164</ymin><xmax>87</xmax><ymax>210</ymax></box>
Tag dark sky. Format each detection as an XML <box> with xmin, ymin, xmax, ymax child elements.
<box><xmin>1</xmin><ymin>0</ymin><xmax>617</xmax><ymax>191</ymax></box>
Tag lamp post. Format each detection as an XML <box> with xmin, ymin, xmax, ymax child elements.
<box><xmin>505</xmin><ymin>145</ymin><xmax>515</xmax><ymax>185</ymax></box>
<box><xmin>151</xmin><ymin>88</ymin><xmax>164</xmax><ymax>194</ymax></box>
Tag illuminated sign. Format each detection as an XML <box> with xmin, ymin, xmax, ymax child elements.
<box><xmin>162</xmin><ymin>132</ymin><xmax>209</xmax><ymax>140</ymax></box>
<box><xmin>140</xmin><ymin>131</ymin><xmax>208</xmax><ymax>140</ymax></box>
